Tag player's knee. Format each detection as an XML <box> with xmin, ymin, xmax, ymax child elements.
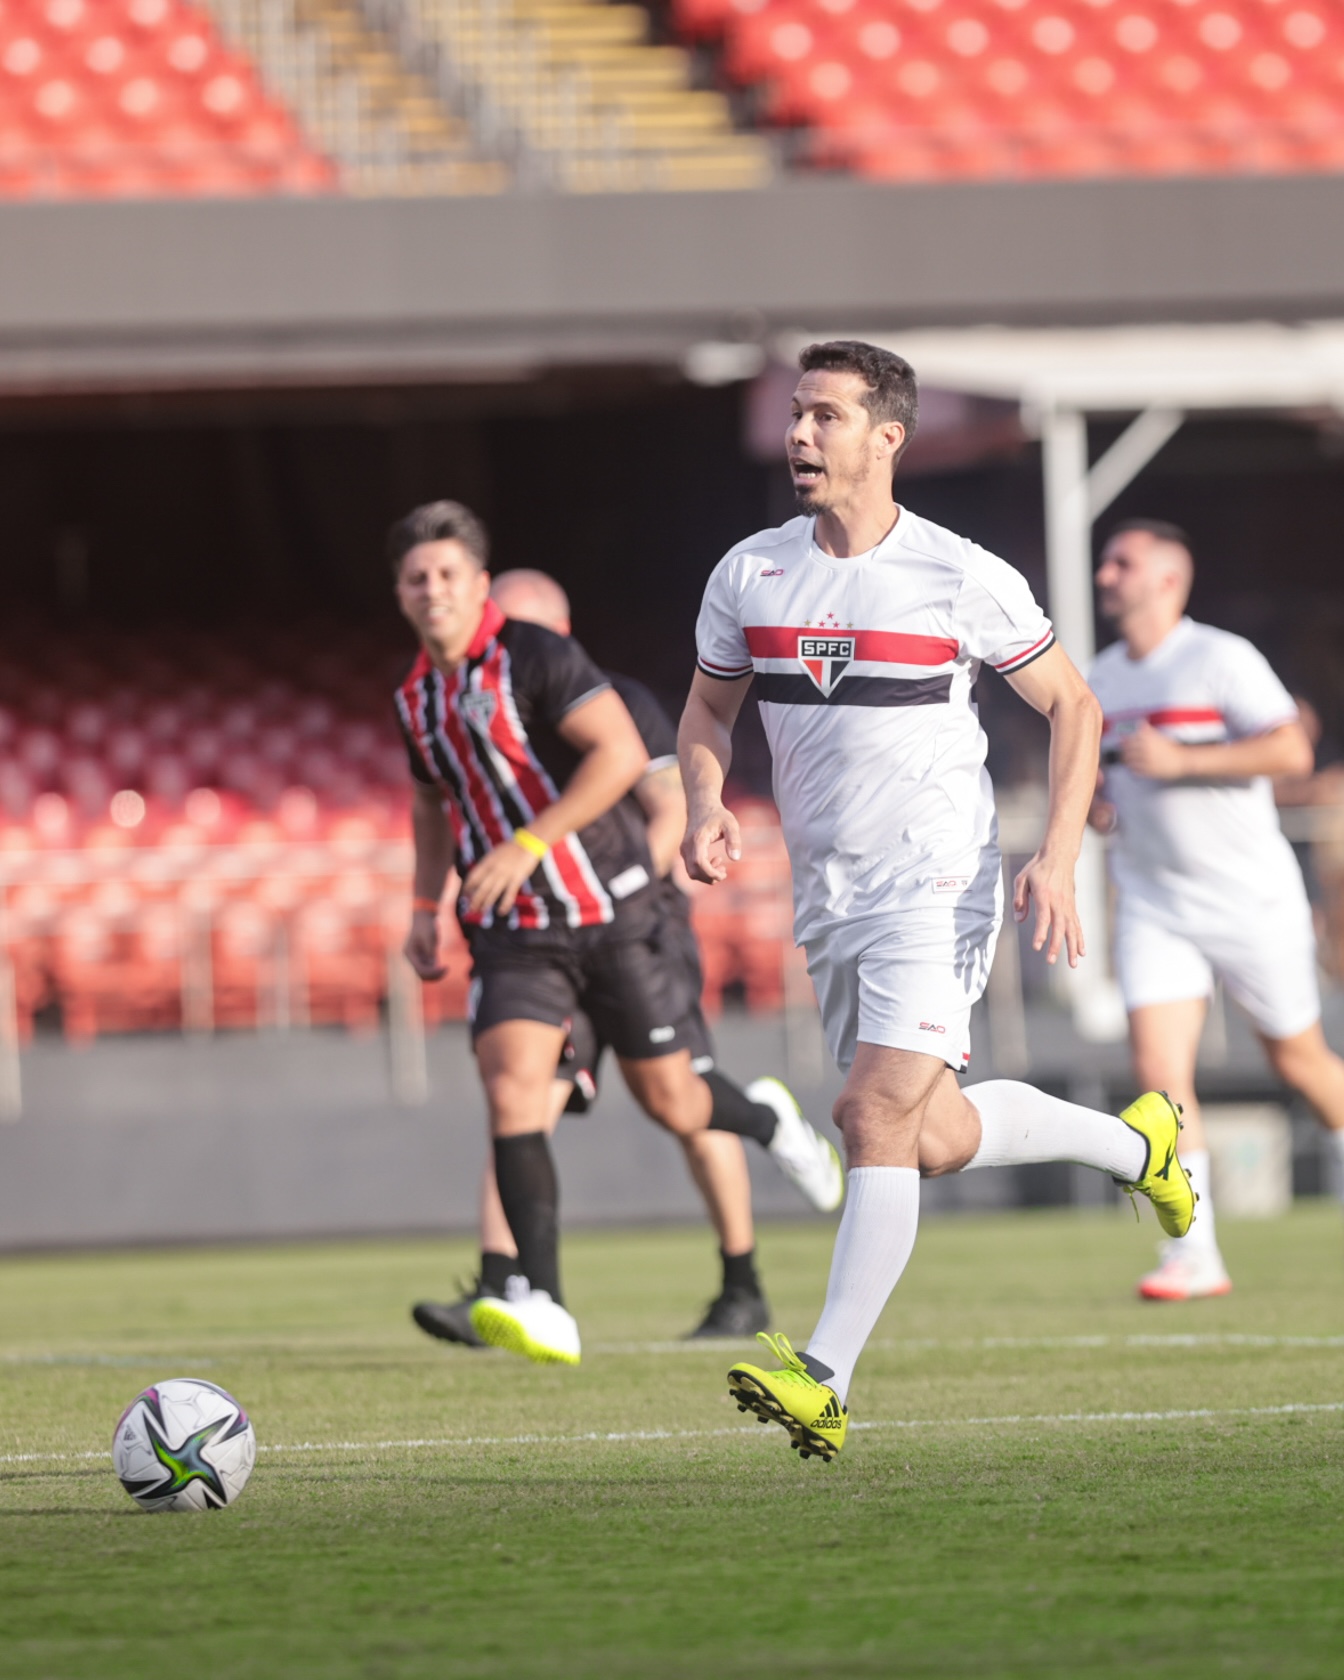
<box><xmin>832</xmin><ymin>1089</ymin><xmax>919</xmax><ymax>1152</ymax></box>
<box><xmin>482</xmin><ymin>1071</ymin><xmax>549</xmax><ymax>1131</ymax></box>
<box><xmin>626</xmin><ymin>1061</ymin><xmax>697</xmax><ymax>1133</ymax></box>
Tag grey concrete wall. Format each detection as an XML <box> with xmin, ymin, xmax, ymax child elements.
<box><xmin>0</xmin><ymin>1014</ymin><xmax>1019</xmax><ymax>1250</ymax></box>
<box><xmin>2</xmin><ymin>176</ymin><xmax>1343</xmax><ymax>392</ymax></box>
<box><xmin>1</xmin><ymin>999</ymin><xmax>1334</xmax><ymax>1251</ymax></box>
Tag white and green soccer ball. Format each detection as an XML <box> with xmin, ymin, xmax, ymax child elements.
<box><xmin>112</xmin><ymin>1379</ymin><xmax>256</xmax><ymax>1512</ymax></box>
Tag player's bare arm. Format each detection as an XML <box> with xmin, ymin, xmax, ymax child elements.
<box><xmin>677</xmin><ymin>669</ymin><xmax>752</xmax><ymax>884</ymax></box>
<box><xmin>406</xmin><ymin>780</ymin><xmax>456</xmax><ymax>980</ymax></box>
<box><xmin>632</xmin><ymin>763</ymin><xmax>687</xmax><ymax>877</ymax></box>
<box><xmin>1004</xmin><ymin>642</ymin><xmax>1103</xmax><ymax>967</ymax></box>
<box><xmin>460</xmin><ymin>688</ymin><xmax>649</xmax><ymax>917</ymax></box>
<box><xmin>1120</xmin><ymin>717</ymin><xmax>1314</xmax><ymax>782</ymax></box>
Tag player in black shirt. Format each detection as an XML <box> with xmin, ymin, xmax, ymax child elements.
<box><xmin>410</xmin><ymin>568</ymin><xmax>835</xmax><ymax>1344</ymax></box>
<box><xmin>392</xmin><ymin>503</ymin><xmax>843</xmax><ymax>1366</ymax></box>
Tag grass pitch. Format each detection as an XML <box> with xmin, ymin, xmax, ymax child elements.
<box><xmin>1</xmin><ymin>1206</ymin><xmax>1341</xmax><ymax>1680</ymax></box>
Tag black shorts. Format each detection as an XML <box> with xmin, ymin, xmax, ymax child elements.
<box><xmin>466</xmin><ymin>917</ymin><xmax>699</xmax><ymax>1064</ymax></box>
<box><xmin>558</xmin><ymin>991</ymin><xmax>715</xmax><ymax>1115</ymax></box>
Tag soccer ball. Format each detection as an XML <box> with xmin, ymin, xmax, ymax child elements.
<box><xmin>112</xmin><ymin>1378</ymin><xmax>256</xmax><ymax>1512</ymax></box>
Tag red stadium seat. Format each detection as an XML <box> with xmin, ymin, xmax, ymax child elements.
<box><xmin>692</xmin><ymin>0</ymin><xmax>1344</xmax><ymax>179</ymax></box>
<box><xmin>0</xmin><ymin>0</ymin><xmax>330</xmax><ymax>197</ymax></box>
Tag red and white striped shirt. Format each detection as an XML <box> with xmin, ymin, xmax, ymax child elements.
<box><xmin>396</xmin><ymin>601</ymin><xmax>654</xmax><ymax>931</ymax></box>
<box><xmin>1090</xmin><ymin>616</ymin><xmax>1303</xmax><ymax>920</ymax></box>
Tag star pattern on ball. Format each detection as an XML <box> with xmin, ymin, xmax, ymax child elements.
<box><xmin>145</xmin><ymin>1413</ymin><xmax>231</xmax><ymax>1504</ymax></box>
<box><xmin>124</xmin><ymin>1387</ymin><xmax>248</xmax><ymax>1508</ymax></box>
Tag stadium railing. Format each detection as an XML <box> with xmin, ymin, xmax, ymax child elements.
<box><xmin>350</xmin><ymin>0</ymin><xmax>773</xmax><ymax>188</ymax></box>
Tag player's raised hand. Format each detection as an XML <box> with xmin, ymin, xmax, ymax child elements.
<box><xmin>404</xmin><ymin>908</ymin><xmax>446</xmax><ymax>981</ymax></box>
<box><xmin>461</xmin><ymin>839</ymin><xmax>542</xmax><ymax>918</ymax></box>
<box><xmin>681</xmin><ymin>802</ymin><xmax>742</xmax><ymax>885</ymax></box>
<box><xmin>1013</xmin><ymin>850</ymin><xmax>1085</xmax><ymax>968</ymax></box>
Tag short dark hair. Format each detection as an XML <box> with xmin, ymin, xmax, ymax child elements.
<box><xmin>798</xmin><ymin>339</ymin><xmax>919</xmax><ymax>454</ymax></box>
<box><xmin>386</xmin><ymin>500</ymin><xmax>490</xmax><ymax>573</ymax></box>
<box><xmin>1103</xmin><ymin>517</ymin><xmax>1192</xmax><ymax>553</ymax></box>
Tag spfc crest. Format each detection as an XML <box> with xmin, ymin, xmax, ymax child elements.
<box><xmin>798</xmin><ymin>634</ymin><xmax>854</xmax><ymax>698</ymax></box>
<box><xmin>461</xmin><ymin>688</ymin><xmax>498</xmax><ymax>734</ymax></box>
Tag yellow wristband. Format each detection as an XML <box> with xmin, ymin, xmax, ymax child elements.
<box><xmin>513</xmin><ymin>827</ymin><xmax>550</xmax><ymax>861</ymax></box>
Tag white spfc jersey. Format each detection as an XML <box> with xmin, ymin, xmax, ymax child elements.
<box><xmin>1089</xmin><ymin>617</ymin><xmax>1304</xmax><ymax>924</ymax></box>
<box><xmin>695</xmin><ymin>509</ymin><xmax>1054</xmax><ymax>941</ymax></box>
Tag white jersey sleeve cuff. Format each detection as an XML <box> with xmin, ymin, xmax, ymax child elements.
<box><xmin>697</xmin><ymin>656</ymin><xmax>754</xmax><ymax>680</ymax></box>
<box><xmin>992</xmin><ymin>630</ymin><xmax>1055</xmax><ymax>675</ymax></box>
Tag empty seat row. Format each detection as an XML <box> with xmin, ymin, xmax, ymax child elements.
<box><xmin>669</xmin><ymin>0</ymin><xmax>1344</xmax><ymax>179</ymax></box>
<box><xmin>0</xmin><ymin>0</ymin><xmax>335</xmax><ymax>195</ymax></box>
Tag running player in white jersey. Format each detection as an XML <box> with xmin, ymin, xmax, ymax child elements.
<box><xmin>678</xmin><ymin>339</ymin><xmax>1197</xmax><ymax>1462</ymax></box>
<box><xmin>1090</xmin><ymin>519</ymin><xmax>1344</xmax><ymax>1300</ymax></box>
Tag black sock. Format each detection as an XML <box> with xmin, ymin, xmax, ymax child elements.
<box><xmin>703</xmin><ymin>1070</ymin><xmax>777</xmax><ymax>1147</ymax></box>
<box><xmin>720</xmin><ymin>1247</ymin><xmax>760</xmax><ymax>1296</ymax></box>
<box><xmin>492</xmin><ymin>1133</ymin><xmax>563</xmax><ymax>1305</ymax></box>
<box><xmin>479</xmin><ymin>1250</ymin><xmax>518</xmax><ymax>1295</ymax></box>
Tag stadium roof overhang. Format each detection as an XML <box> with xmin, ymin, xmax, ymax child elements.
<box><xmin>775</xmin><ymin>318</ymin><xmax>1344</xmax><ymax>1041</ymax></box>
<box><xmin>3</xmin><ymin>173</ymin><xmax>1344</xmax><ymax>404</ymax></box>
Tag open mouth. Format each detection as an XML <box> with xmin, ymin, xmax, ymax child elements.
<box><xmin>790</xmin><ymin>459</ymin><xmax>824</xmax><ymax>487</ymax></box>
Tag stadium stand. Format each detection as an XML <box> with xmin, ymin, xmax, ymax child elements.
<box><xmin>0</xmin><ymin>624</ymin><xmax>792</xmax><ymax>1041</ymax></box>
<box><xmin>205</xmin><ymin>0</ymin><xmax>511</xmax><ymax>192</ymax></box>
<box><xmin>0</xmin><ymin>0</ymin><xmax>337</xmax><ymax>195</ymax></box>
<box><xmin>0</xmin><ymin>609</ymin><xmax>1338</xmax><ymax>1088</ymax></box>
<box><xmin>671</xmin><ymin>0</ymin><xmax>1344</xmax><ymax>180</ymax></box>
<box><xmin>0</xmin><ymin>0</ymin><xmax>769</xmax><ymax>197</ymax></box>
<box><xmin>382</xmin><ymin>0</ymin><xmax>773</xmax><ymax>187</ymax></box>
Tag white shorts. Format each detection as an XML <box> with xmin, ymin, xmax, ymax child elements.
<box><xmin>1113</xmin><ymin>897</ymin><xmax>1320</xmax><ymax>1041</ymax></box>
<box><xmin>804</xmin><ymin>903</ymin><xmax>1002</xmax><ymax>1076</ymax></box>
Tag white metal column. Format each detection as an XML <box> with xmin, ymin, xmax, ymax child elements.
<box><xmin>1038</xmin><ymin>403</ymin><xmax>1183</xmax><ymax>1040</ymax></box>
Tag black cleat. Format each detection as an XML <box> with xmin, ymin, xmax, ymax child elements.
<box><xmin>685</xmin><ymin>1285</ymin><xmax>770</xmax><ymax>1340</ymax></box>
<box><xmin>412</xmin><ymin>1281</ymin><xmax>500</xmax><ymax>1349</ymax></box>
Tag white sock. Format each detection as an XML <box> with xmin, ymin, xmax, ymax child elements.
<box><xmin>805</xmin><ymin>1166</ymin><xmax>919</xmax><ymax>1408</ymax></box>
<box><xmin>962</xmin><ymin>1080</ymin><xmax>1147</xmax><ymax>1181</ymax></box>
<box><xmin>1163</xmin><ymin>1150</ymin><xmax>1219</xmax><ymax>1256</ymax></box>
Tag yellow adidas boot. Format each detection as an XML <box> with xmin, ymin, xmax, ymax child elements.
<box><xmin>728</xmin><ymin>1333</ymin><xmax>848</xmax><ymax>1462</ymax></box>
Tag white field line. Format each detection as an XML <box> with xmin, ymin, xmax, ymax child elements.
<box><xmin>4</xmin><ymin>1400</ymin><xmax>1341</xmax><ymax>1469</ymax></box>
<box><xmin>4</xmin><ymin>1333</ymin><xmax>1338</xmax><ymax>1369</ymax></box>
<box><xmin>587</xmin><ymin>1332</ymin><xmax>1344</xmax><ymax>1356</ymax></box>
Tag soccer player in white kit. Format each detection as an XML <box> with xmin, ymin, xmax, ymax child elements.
<box><xmin>1090</xmin><ymin>520</ymin><xmax>1344</xmax><ymax>1300</ymax></box>
<box><xmin>678</xmin><ymin>340</ymin><xmax>1197</xmax><ymax>1462</ymax></box>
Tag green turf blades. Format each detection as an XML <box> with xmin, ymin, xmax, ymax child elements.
<box><xmin>1</xmin><ymin>1211</ymin><xmax>1342</xmax><ymax>1679</ymax></box>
